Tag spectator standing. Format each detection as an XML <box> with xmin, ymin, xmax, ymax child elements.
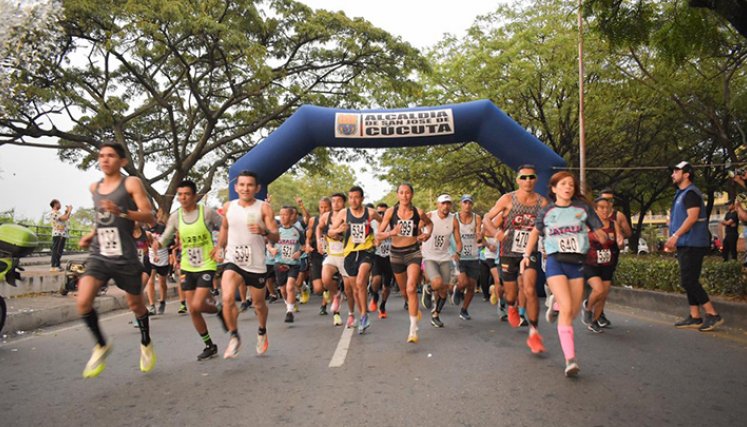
<box><xmin>720</xmin><ymin>201</ymin><xmax>738</xmax><ymax>261</ymax></box>
<box><xmin>49</xmin><ymin>199</ymin><xmax>72</xmax><ymax>271</ymax></box>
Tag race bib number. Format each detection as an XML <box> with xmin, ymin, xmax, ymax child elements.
<box><xmin>511</xmin><ymin>230</ymin><xmax>530</xmax><ymax>253</ymax></box>
<box><xmin>558</xmin><ymin>236</ymin><xmax>580</xmax><ymax>253</ymax></box>
<box><xmin>137</xmin><ymin>248</ymin><xmax>145</xmax><ymax>262</ymax></box>
<box><xmin>329</xmin><ymin>240</ymin><xmax>344</xmax><ymax>254</ymax></box>
<box><xmin>596</xmin><ymin>249</ymin><xmax>612</xmax><ymax>264</ymax></box>
<box><xmin>397</xmin><ymin>220</ymin><xmax>414</xmax><ymax>237</ymax></box>
<box><xmin>461</xmin><ymin>244</ymin><xmax>473</xmax><ymax>257</ymax></box>
<box><xmin>232</xmin><ymin>245</ymin><xmax>252</xmax><ymax>267</ymax></box>
<box><xmin>187</xmin><ymin>247</ymin><xmax>204</xmax><ymax>267</ymax></box>
<box><xmin>379</xmin><ymin>239</ymin><xmax>391</xmax><ymax>256</ymax></box>
<box><xmin>280</xmin><ymin>244</ymin><xmax>295</xmax><ymax>262</ymax></box>
<box><xmin>97</xmin><ymin>227</ymin><xmax>122</xmax><ymax>257</ymax></box>
<box><xmin>433</xmin><ymin>234</ymin><xmax>447</xmax><ymax>251</ymax></box>
<box><xmin>350</xmin><ymin>223</ymin><xmax>366</xmax><ymax>244</ymax></box>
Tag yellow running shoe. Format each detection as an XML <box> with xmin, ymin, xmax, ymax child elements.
<box><xmin>300</xmin><ymin>285</ymin><xmax>310</xmax><ymax>304</ymax></box>
<box><xmin>333</xmin><ymin>313</ymin><xmax>342</xmax><ymax>326</ymax></box>
<box><xmin>294</xmin><ymin>303</ymin><xmax>300</xmax><ymax>313</ymax></box>
<box><xmin>322</xmin><ymin>290</ymin><xmax>330</xmax><ymax>305</ymax></box>
<box><xmin>489</xmin><ymin>285</ymin><xmax>497</xmax><ymax>305</ymax></box>
<box><xmin>139</xmin><ymin>342</ymin><xmax>156</xmax><ymax>373</ymax></box>
<box><xmin>83</xmin><ymin>343</ymin><xmax>112</xmax><ymax>379</ymax></box>
<box><xmin>407</xmin><ymin>333</ymin><xmax>419</xmax><ymax>343</ymax></box>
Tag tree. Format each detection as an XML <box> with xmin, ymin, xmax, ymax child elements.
<box><xmin>0</xmin><ymin>0</ymin><xmax>428</xmax><ymax>212</ymax></box>
<box><xmin>266</xmin><ymin>160</ymin><xmax>358</xmax><ymax>215</ymax></box>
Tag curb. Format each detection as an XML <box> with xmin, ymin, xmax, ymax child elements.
<box><xmin>609</xmin><ymin>286</ymin><xmax>747</xmax><ymax>332</ymax></box>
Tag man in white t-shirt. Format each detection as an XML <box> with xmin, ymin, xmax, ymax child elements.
<box><xmin>49</xmin><ymin>199</ymin><xmax>72</xmax><ymax>271</ymax></box>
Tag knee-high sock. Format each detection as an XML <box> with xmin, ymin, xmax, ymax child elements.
<box><xmin>557</xmin><ymin>325</ymin><xmax>575</xmax><ymax>360</ymax></box>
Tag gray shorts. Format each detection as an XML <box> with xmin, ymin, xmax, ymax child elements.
<box><xmin>424</xmin><ymin>259</ymin><xmax>452</xmax><ymax>283</ymax></box>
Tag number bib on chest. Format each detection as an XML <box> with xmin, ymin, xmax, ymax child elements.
<box><xmin>97</xmin><ymin>227</ymin><xmax>123</xmax><ymax>257</ymax></box>
<box><xmin>433</xmin><ymin>235</ymin><xmax>448</xmax><ymax>252</ymax></box>
<box><xmin>350</xmin><ymin>223</ymin><xmax>367</xmax><ymax>244</ymax></box>
<box><xmin>558</xmin><ymin>235</ymin><xmax>580</xmax><ymax>253</ymax></box>
<box><xmin>379</xmin><ymin>239</ymin><xmax>391</xmax><ymax>256</ymax></box>
<box><xmin>596</xmin><ymin>249</ymin><xmax>611</xmax><ymax>264</ymax></box>
<box><xmin>398</xmin><ymin>220</ymin><xmax>414</xmax><ymax>237</ymax></box>
<box><xmin>187</xmin><ymin>247</ymin><xmax>205</xmax><ymax>268</ymax></box>
<box><xmin>232</xmin><ymin>245</ymin><xmax>252</xmax><ymax>268</ymax></box>
<box><xmin>280</xmin><ymin>244</ymin><xmax>295</xmax><ymax>262</ymax></box>
<box><xmin>511</xmin><ymin>230</ymin><xmax>530</xmax><ymax>254</ymax></box>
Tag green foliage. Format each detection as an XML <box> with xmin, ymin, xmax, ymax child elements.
<box><xmin>614</xmin><ymin>254</ymin><xmax>747</xmax><ymax>296</ymax></box>
<box><xmin>267</xmin><ymin>161</ymin><xmax>359</xmax><ymax>215</ymax></box>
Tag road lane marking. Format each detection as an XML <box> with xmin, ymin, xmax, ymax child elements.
<box><xmin>329</xmin><ymin>327</ymin><xmax>354</xmax><ymax>368</ymax></box>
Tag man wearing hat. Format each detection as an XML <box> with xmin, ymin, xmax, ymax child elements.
<box><xmin>666</xmin><ymin>161</ymin><xmax>724</xmax><ymax>331</ymax></box>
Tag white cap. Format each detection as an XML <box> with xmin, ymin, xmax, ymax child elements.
<box><xmin>437</xmin><ymin>194</ymin><xmax>452</xmax><ymax>203</ymax></box>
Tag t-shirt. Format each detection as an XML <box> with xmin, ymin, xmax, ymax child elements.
<box><xmin>725</xmin><ymin>211</ymin><xmax>739</xmax><ymax>238</ymax></box>
<box><xmin>535</xmin><ymin>200</ymin><xmax>603</xmax><ymax>256</ymax></box>
<box><xmin>49</xmin><ymin>210</ymin><xmax>68</xmax><ymax>237</ymax></box>
<box><xmin>684</xmin><ymin>191</ymin><xmax>700</xmax><ymax>209</ymax></box>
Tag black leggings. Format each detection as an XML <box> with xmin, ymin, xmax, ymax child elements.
<box><xmin>676</xmin><ymin>246</ymin><xmax>710</xmax><ymax>306</ymax></box>
<box><xmin>479</xmin><ymin>259</ymin><xmax>495</xmax><ymax>297</ymax></box>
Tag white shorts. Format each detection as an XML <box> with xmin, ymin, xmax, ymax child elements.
<box><xmin>322</xmin><ymin>254</ymin><xmax>349</xmax><ymax>277</ymax></box>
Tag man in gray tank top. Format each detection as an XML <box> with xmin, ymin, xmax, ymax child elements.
<box><xmin>76</xmin><ymin>142</ymin><xmax>156</xmax><ymax>378</ymax></box>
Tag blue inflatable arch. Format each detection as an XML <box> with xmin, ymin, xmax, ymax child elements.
<box><xmin>229</xmin><ymin>99</ymin><xmax>566</xmax><ymax>199</ymax></box>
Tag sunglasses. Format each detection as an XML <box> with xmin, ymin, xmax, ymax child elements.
<box><xmin>377</xmin><ymin>210</ymin><xmax>386</xmax><ymax>215</ymax></box>
<box><xmin>518</xmin><ymin>174</ymin><xmax>537</xmax><ymax>180</ymax></box>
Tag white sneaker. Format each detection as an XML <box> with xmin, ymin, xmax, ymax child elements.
<box><xmin>224</xmin><ymin>336</ymin><xmax>241</xmax><ymax>359</ymax></box>
<box><xmin>564</xmin><ymin>359</ymin><xmax>580</xmax><ymax>377</ymax></box>
<box><xmin>83</xmin><ymin>343</ymin><xmax>112</xmax><ymax>378</ymax></box>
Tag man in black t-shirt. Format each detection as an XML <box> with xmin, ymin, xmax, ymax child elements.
<box><xmin>721</xmin><ymin>201</ymin><xmax>739</xmax><ymax>261</ymax></box>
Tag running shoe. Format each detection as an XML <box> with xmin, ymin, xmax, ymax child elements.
<box><xmin>368</xmin><ymin>298</ymin><xmax>378</xmax><ymax>313</ymax></box>
<box><xmin>459</xmin><ymin>308</ymin><xmax>471</xmax><ymax>320</ymax></box>
<box><xmin>300</xmin><ymin>284</ymin><xmax>310</xmax><ymax>304</ymax></box>
<box><xmin>294</xmin><ymin>303</ymin><xmax>300</xmax><ymax>313</ymax></box>
<box><xmin>404</xmin><ymin>300</ymin><xmax>409</xmax><ymax>311</ymax></box>
<box><xmin>507</xmin><ymin>306</ymin><xmax>521</xmax><ymax>328</ymax></box>
<box><xmin>346</xmin><ymin>314</ymin><xmax>357</xmax><ymax>329</ymax></box>
<box><xmin>489</xmin><ymin>285</ymin><xmax>497</xmax><ymax>305</ymax></box>
<box><xmin>587</xmin><ymin>320</ymin><xmax>604</xmax><ymax>334</ymax></box>
<box><xmin>197</xmin><ymin>344</ymin><xmax>218</xmax><ymax>361</ymax></box>
<box><xmin>333</xmin><ymin>313</ymin><xmax>343</xmax><ymax>326</ymax></box>
<box><xmin>564</xmin><ymin>359</ymin><xmax>580</xmax><ymax>377</ymax></box>
<box><xmin>82</xmin><ymin>343</ymin><xmax>112</xmax><ymax>378</ymax></box>
<box><xmin>421</xmin><ymin>285</ymin><xmax>433</xmax><ymax>310</ymax></box>
<box><xmin>358</xmin><ymin>314</ymin><xmax>370</xmax><ymax>334</ymax></box>
<box><xmin>157</xmin><ymin>301</ymin><xmax>166</xmax><ymax>315</ymax></box>
<box><xmin>322</xmin><ymin>290</ymin><xmax>330</xmax><ymax>305</ymax></box>
<box><xmin>224</xmin><ymin>336</ymin><xmax>241</xmax><ymax>359</ymax></box>
<box><xmin>284</xmin><ymin>311</ymin><xmax>294</xmax><ymax>323</ymax></box>
<box><xmin>268</xmin><ymin>293</ymin><xmax>279</xmax><ymax>303</ymax></box>
<box><xmin>674</xmin><ymin>315</ymin><xmax>703</xmax><ymax>329</ymax></box>
<box><xmin>211</xmin><ymin>288</ymin><xmax>220</xmax><ymax>297</ymax></box>
<box><xmin>331</xmin><ymin>292</ymin><xmax>341</xmax><ymax>314</ymax></box>
<box><xmin>526</xmin><ymin>331</ymin><xmax>546</xmax><ymax>354</ymax></box>
<box><xmin>598</xmin><ymin>312</ymin><xmax>612</xmax><ymax>328</ymax></box>
<box><xmin>256</xmin><ymin>333</ymin><xmax>269</xmax><ymax>355</ymax></box>
<box><xmin>698</xmin><ymin>314</ymin><xmax>724</xmax><ymax>332</ymax></box>
<box><xmin>178</xmin><ymin>302</ymin><xmax>188</xmax><ymax>314</ymax></box>
<box><xmin>378</xmin><ymin>309</ymin><xmax>388</xmax><ymax>319</ymax></box>
<box><xmin>582</xmin><ymin>299</ymin><xmax>592</xmax><ymax>325</ymax></box>
<box><xmin>240</xmin><ymin>301</ymin><xmax>250</xmax><ymax>312</ymax></box>
<box><xmin>452</xmin><ymin>288</ymin><xmax>464</xmax><ymax>306</ymax></box>
<box><xmin>545</xmin><ymin>294</ymin><xmax>558</xmax><ymax>324</ymax></box>
<box><xmin>430</xmin><ymin>315</ymin><xmax>444</xmax><ymax>328</ymax></box>
<box><xmin>519</xmin><ymin>316</ymin><xmax>529</xmax><ymax>327</ymax></box>
<box><xmin>319</xmin><ymin>305</ymin><xmax>328</xmax><ymax>315</ymax></box>
<box><xmin>148</xmin><ymin>305</ymin><xmax>156</xmax><ymax>316</ymax></box>
<box><xmin>407</xmin><ymin>332</ymin><xmax>419</xmax><ymax>343</ymax></box>
<box><xmin>216</xmin><ymin>305</ymin><xmax>228</xmax><ymax>332</ymax></box>
<box><xmin>140</xmin><ymin>342</ymin><xmax>157</xmax><ymax>373</ymax></box>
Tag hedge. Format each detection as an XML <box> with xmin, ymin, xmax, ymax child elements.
<box><xmin>613</xmin><ymin>254</ymin><xmax>747</xmax><ymax>296</ymax></box>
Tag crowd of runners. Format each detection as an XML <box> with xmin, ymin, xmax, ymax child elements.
<box><xmin>75</xmin><ymin>141</ymin><xmax>656</xmax><ymax>380</ymax></box>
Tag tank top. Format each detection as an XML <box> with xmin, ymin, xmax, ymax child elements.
<box><xmin>344</xmin><ymin>208</ymin><xmax>375</xmax><ymax>255</ymax></box>
<box><xmin>90</xmin><ymin>177</ymin><xmax>139</xmax><ymax>265</ymax></box>
<box><xmin>373</xmin><ymin>219</ymin><xmax>391</xmax><ymax>257</ymax></box>
<box><xmin>389</xmin><ymin>203</ymin><xmax>421</xmax><ymax>239</ymax></box>
<box><xmin>147</xmin><ymin>222</ymin><xmax>170</xmax><ymax>267</ymax></box>
<box><xmin>586</xmin><ymin>220</ymin><xmax>618</xmax><ymax>267</ymax></box>
<box><xmin>458</xmin><ymin>212</ymin><xmax>479</xmax><ymax>260</ymax></box>
<box><xmin>179</xmin><ymin>205</ymin><xmax>218</xmax><ymax>272</ymax></box>
<box><xmin>277</xmin><ymin>224</ymin><xmax>304</xmax><ymax>265</ymax></box>
<box><xmin>483</xmin><ymin>237</ymin><xmax>498</xmax><ymax>260</ymax></box>
<box><xmin>422</xmin><ymin>211</ymin><xmax>454</xmax><ymax>262</ymax></box>
<box><xmin>224</xmin><ymin>199</ymin><xmax>267</xmax><ymax>273</ymax></box>
<box><xmin>324</xmin><ymin>211</ymin><xmax>345</xmax><ymax>257</ymax></box>
<box><xmin>134</xmin><ymin>228</ymin><xmax>149</xmax><ymax>267</ymax></box>
<box><xmin>501</xmin><ymin>192</ymin><xmax>543</xmax><ymax>258</ymax></box>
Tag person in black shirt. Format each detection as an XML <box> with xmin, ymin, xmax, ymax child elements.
<box><xmin>720</xmin><ymin>200</ymin><xmax>739</xmax><ymax>261</ymax></box>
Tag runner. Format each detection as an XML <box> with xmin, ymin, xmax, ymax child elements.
<box><xmin>453</xmin><ymin>195</ymin><xmax>482</xmax><ymax>320</ymax></box>
<box><xmin>146</xmin><ymin>211</ymin><xmax>170</xmax><ymax>315</ymax></box>
<box><xmin>376</xmin><ymin>183</ymin><xmax>433</xmax><ymax>343</ymax></box>
<box><xmin>421</xmin><ymin>194</ymin><xmax>461</xmax><ymax>328</ymax></box>
<box><xmin>153</xmin><ymin>180</ymin><xmax>225</xmax><ymax>360</ymax></box>
<box><xmin>276</xmin><ymin>206</ymin><xmax>305</xmax><ymax>323</ymax></box>
<box><xmin>582</xmin><ymin>196</ymin><xmax>622</xmax><ymax>333</ymax></box>
<box><xmin>596</xmin><ymin>188</ymin><xmax>632</xmax><ymax>327</ymax></box>
<box><xmin>370</xmin><ymin>202</ymin><xmax>394</xmax><ymax>319</ymax></box>
<box><xmin>305</xmin><ymin>197</ymin><xmax>332</xmax><ymax>315</ymax></box>
<box><xmin>328</xmin><ymin>186</ymin><xmax>382</xmax><ymax>334</ymax></box>
<box><xmin>76</xmin><ymin>142</ymin><xmax>156</xmax><ymax>378</ymax></box>
<box><xmin>292</xmin><ymin>201</ymin><xmax>311</xmax><ymax>306</ymax></box>
<box><xmin>215</xmin><ymin>170</ymin><xmax>279</xmax><ymax>359</ymax></box>
<box><xmin>484</xmin><ymin>165</ymin><xmax>548</xmax><ymax>352</ymax></box>
<box><xmin>521</xmin><ymin>171</ymin><xmax>606</xmax><ymax>377</ymax></box>
<box><xmin>318</xmin><ymin>193</ymin><xmax>354</xmax><ymax>327</ymax></box>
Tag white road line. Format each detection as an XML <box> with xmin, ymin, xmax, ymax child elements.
<box><xmin>328</xmin><ymin>327</ymin><xmax>354</xmax><ymax>368</ymax></box>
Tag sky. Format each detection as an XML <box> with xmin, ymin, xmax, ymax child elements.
<box><xmin>0</xmin><ymin>0</ymin><xmax>504</xmax><ymax>220</ymax></box>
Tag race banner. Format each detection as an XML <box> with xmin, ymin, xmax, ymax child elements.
<box><xmin>335</xmin><ymin>109</ymin><xmax>455</xmax><ymax>138</ymax></box>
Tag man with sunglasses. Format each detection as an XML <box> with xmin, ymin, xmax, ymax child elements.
<box><xmin>484</xmin><ymin>164</ymin><xmax>548</xmax><ymax>354</ymax></box>
<box><xmin>370</xmin><ymin>203</ymin><xmax>394</xmax><ymax>319</ymax></box>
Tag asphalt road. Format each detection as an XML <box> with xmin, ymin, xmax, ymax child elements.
<box><xmin>1</xmin><ymin>294</ymin><xmax>746</xmax><ymax>427</ymax></box>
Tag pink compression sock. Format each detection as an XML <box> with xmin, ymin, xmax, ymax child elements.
<box><xmin>557</xmin><ymin>325</ymin><xmax>575</xmax><ymax>360</ymax></box>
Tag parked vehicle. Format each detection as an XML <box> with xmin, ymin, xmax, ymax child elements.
<box><xmin>623</xmin><ymin>238</ymin><xmax>650</xmax><ymax>255</ymax></box>
<box><xmin>1</xmin><ymin>224</ymin><xmax>38</xmax><ymax>334</ymax></box>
